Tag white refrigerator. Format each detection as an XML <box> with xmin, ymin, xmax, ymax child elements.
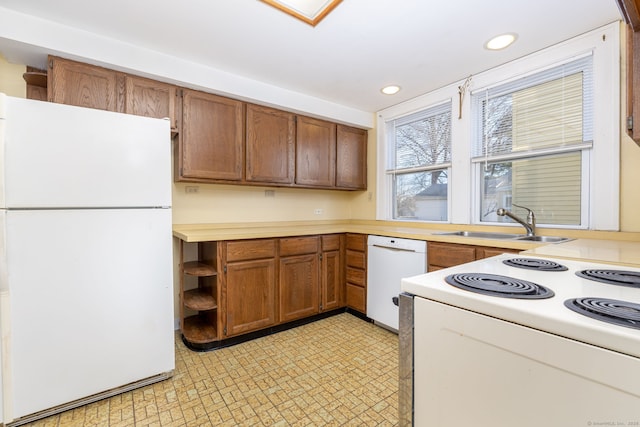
<box><xmin>0</xmin><ymin>93</ymin><xmax>175</xmax><ymax>426</ymax></box>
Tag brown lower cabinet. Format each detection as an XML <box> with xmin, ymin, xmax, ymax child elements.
<box><xmin>427</xmin><ymin>241</ymin><xmax>520</xmax><ymax>271</ymax></box>
<box><xmin>179</xmin><ymin>233</ymin><xmax>346</xmax><ymax>349</ymax></box>
<box><xmin>279</xmin><ymin>236</ymin><xmax>320</xmax><ymax>323</ymax></box>
<box><xmin>345</xmin><ymin>233</ymin><xmax>367</xmax><ymax>314</ymax></box>
<box><xmin>223</xmin><ymin>239</ymin><xmax>278</xmax><ymax>337</ymax></box>
<box><xmin>321</xmin><ymin>234</ymin><xmax>343</xmax><ymax>312</ymax></box>
<box><xmin>179</xmin><ymin>234</ymin><xmax>518</xmax><ymax>349</ymax></box>
<box><xmin>225</xmin><ymin>257</ymin><xmax>277</xmax><ymax>336</ymax></box>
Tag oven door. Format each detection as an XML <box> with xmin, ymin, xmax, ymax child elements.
<box><xmin>414</xmin><ymin>297</ymin><xmax>640</xmax><ymax>426</ymax></box>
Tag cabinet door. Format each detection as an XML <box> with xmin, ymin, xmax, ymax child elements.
<box><xmin>226</xmin><ymin>258</ymin><xmax>276</xmax><ymax>336</ymax></box>
<box><xmin>321</xmin><ymin>249</ymin><xmax>342</xmax><ymax>311</ymax></box>
<box><xmin>336</xmin><ymin>125</ymin><xmax>367</xmax><ymax>189</ymax></box>
<box><xmin>48</xmin><ymin>56</ymin><xmax>120</xmax><ymax>111</ymax></box>
<box><xmin>246</xmin><ymin>104</ymin><xmax>294</xmax><ymax>184</ymax></box>
<box><xmin>279</xmin><ymin>254</ymin><xmax>319</xmax><ymax>322</ymax></box>
<box><xmin>180</xmin><ymin>90</ymin><xmax>244</xmax><ymax>181</ymax></box>
<box><xmin>124</xmin><ymin>75</ymin><xmax>178</xmax><ymax>131</ymax></box>
<box><xmin>295</xmin><ymin>116</ymin><xmax>336</xmax><ymax>187</ymax></box>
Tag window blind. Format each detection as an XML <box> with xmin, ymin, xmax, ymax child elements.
<box><xmin>388</xmin><ymin>101</ymin><xmax>451</xmax><ymax>171</ymax></box>
<box><xmin>471</xmin><ymin>55</ymin><xmax>593</xmax><ymax>159</ymax></box>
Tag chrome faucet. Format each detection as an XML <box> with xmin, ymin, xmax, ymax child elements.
<box><xmin>496</xmin><ymin>204</ymin><xmax>536</xmax><ymax>236</ymax></box>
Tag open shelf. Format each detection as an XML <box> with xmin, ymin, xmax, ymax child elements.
<box><xmin>182</xmin><ymin>314</ymin><xmax>218</xmax><ymax>344</ymax></box>
<box><xmin>23</xmin><ymin>71</ymin><xmax>47</xmax><ymax>88</ymax></box>
<box><xmin>179</xmin><ymin>240</ymin><xmax>220</xmax><ymax>350</ymax></box>
<box><xmin>183</xmin><ymin>261</ymin><xmax>216</xmax><ymax>276</ymax></box>
<box><xmin>184</xmin><ymin>288</ymin><xmax>217</xmax><ymax>311</ymax></box>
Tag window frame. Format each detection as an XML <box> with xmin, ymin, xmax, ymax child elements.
<box><xmin>385</xmin><ymin>101</ymin><xmax>453</xmax><ymax>222</ymax></box>
<box><xmin>376</xmin><ymin>22</ymin><xmax>620</xmax><ymax>230</ymax></box>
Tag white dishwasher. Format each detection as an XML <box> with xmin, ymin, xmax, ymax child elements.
<box><xmin>367</xmin><ymin>235</ymin><xmax>426</xmax><ymax>331</ymax></box>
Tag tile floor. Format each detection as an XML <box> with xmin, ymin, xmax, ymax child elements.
<box><xmin>24</xmin><ymin>313</ymin><xmax>399</xmax><ymax>426</ymax></box>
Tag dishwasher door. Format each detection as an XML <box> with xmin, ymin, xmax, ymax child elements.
<box><xmin>367</xmin><ymin>235</ymin><xmax>426</xmax><ymax>331</ymax></box>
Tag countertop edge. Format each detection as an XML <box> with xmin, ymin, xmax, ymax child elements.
<box><xmin>172</xmin><ymin>220</ymin><xmax>640</xmax><ymax>266</ymax></box>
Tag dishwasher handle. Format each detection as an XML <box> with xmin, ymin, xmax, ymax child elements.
<box><xmin>372</xmin><ymin>244</ymin><xmax>417</xmax><ymax>253</ymax></box>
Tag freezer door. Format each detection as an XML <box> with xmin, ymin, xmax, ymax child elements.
<box><xmin>5</xmin><ymin>208</ymin><xmax>174</xmax><ymax>419</ymax></box>
<box><xmin>3</xmin><ymin>96</ymin><xmax>171</xmax><ymax>208</ymax></box>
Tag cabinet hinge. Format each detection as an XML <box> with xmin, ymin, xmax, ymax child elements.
<box><xmin>319</xmin><ymin>253</ymin><xmax>323</xmax><ymax>260</ymax></box>
<box><xmin>627</xmin><ymin>115</ymin><xmax>634</xmax><ymax>131</ymax></box>
<box><xmin>223</xmin><ymin>326</ymin><xmax>227</xmax><ymax>335</ymax></box>
<box><xmin>224</xmin><ymin>265</ymin><xmax>227</xmax><ymax>273</ymax></box>
<box><xmin>48</xmin><ymin>58</ymin><xmax>53</xmax><ymax>69</ymax></box>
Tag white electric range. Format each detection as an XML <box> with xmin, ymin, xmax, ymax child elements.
<box><xmin>398</xmin><ymin>254</ymin><xmax>640</xmax><ymax>427</ymax></box>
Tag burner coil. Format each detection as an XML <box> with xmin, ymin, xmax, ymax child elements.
<box><xmin>565</xmin><ymin>297</ymin><xmax>640</xmax><ymax>330</ymax></box>
<box><xmin>503</xmin><ymin>258</ymin><xmax>568</xmax><ymax>271</ymax></box>
<box><xmin>576</xmin><ymin>270</ymin><xmax>640</xmax><ymax>288</ymax></box>
<box><xmin>445</xmin><ymin>273</ymin><xmax>554</xmax><ymax>299</ymax></box>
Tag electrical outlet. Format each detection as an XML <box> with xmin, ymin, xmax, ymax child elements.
<box><xmin>264</xmin><ymin>190</ymin><xmax>275</xmax><ymax>197</ymax></box>
<box><xmin>314</xmin><ymin>208</ymin><xmax>323</xmax><ymax>215</ymax></box>
<box><xmin>185</xmin><ymin>186</ymin><xmax>199</xmax><ymax>194</ymax></box>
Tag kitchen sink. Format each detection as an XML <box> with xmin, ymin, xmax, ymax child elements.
<box><xmin>435</xmin><ymin>231</ymin><xmax>525</xmax><ymax>240</ymax></box>
<box><xmin>515</xmin><ymin>235</ymin><xmax>572</xmax><ymax>243</ymax></box>
<box><xmin>435</xmin><ymin>231</ymin><xmax>571</xmax><ymax>243</ymax></box>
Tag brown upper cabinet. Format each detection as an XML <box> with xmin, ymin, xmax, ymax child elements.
<box><xmin>48</xmin><ymin>56</ymin><xmax>179</xmax><ymax>130</ymax></box>
<box><xmin>336</xmin><ymin>125</ymin><xmax>367</xmax><ymax>189</ymax></box>
<box><xmin>617</xmin><ymin>0</ymin><xmax>640</xmax><ymax>145</ymax></box>
<box><xmin>45</xmin><ymin>56</ymin><xmax>367</xmax><ymax>189</ymax></box>
<box><xmin>48</xmin><ymin>56</ymin><xmax>120</xmax><ymax>112</ymax></box>
<box><xmin>179</xmin><ymin>89</ymin><xmax>244</xmax><ymax>182</ymax></box>
<box><xmin>124</xmin><ymin>75</ymin><xmax>179</xmax><ymax>132</ymax></box>
<box><xmin>295</xmin><ymin>116</ymin><xmax>337</xmax><ymax>187</ymax></box>
<box><xmin>245</xmin><ymin>104</ymin><xmax>295</xmax><ymax>184</ymax></box>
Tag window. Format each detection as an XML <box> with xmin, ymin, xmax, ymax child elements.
<box><xmin>376</xmin><ymin>23</ymin><xmax>619</xmax><ymax>230</ymax></box>
<box><xmin>471</xmin><ymin>56</ymin><xmax>592</xmax><ymax>226</ymax></box>
<box><xmin>386</xmin><ymin>102</ymin><xmax>451</xmax><ymax>221</ymax></box>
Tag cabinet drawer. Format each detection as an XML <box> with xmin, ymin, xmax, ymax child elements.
<box><xmin>428</xmin><ymin>242</ymin><xmax>476</xmax><ymax>268</ymax></box>
<box><xmin>346</xmin><ymin>233</ymin><xmax>366</xmax><ymax>251</ymax></box>
<box><xmin>477</xmin><ymin>247</ymin><xmax>520</xmax><ymax>259</ymax></box>
<box><xmin>321</xmin><ymin>234</ymin><xmax>341</xmax><ymax>251</ymax></box>
<box><xmin>279</xmin><ymin>236</ymin><xmax>319</xmax><ymax>257</ymax></box>
<box><xmin>346</xmin><ymin>267</ymin><xmax>365</xmax><ymax>287</ymax></box>
<box><xmin>226</xmin><ymin>239</ymin><xmax>276</xmax><ymax>262</ymax></box>
<box><xmin>346</xmin><ymin>249</ymin><xmax>365</xmax><ymax>269</ymax></box>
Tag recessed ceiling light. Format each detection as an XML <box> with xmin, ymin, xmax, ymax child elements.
<box><xmin>381</xmin><ymin>85</ymin><xmax>401</xmax><ymax>95</ymax></box>
<box><xmin>485</xmin><ymin>33</ymin><xmax>517</xmax><ymax>50</ymax></box>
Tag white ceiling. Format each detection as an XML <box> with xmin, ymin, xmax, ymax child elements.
<box><xmin>0</xmin><ymin>0</ymin><xmax>623</xmax><ymax>115</ymax></box>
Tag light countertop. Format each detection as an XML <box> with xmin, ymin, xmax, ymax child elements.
<box><xmin>173</xmin><ymin>220</ymin><xmax>640</xmax><ymax>266</ymax></box>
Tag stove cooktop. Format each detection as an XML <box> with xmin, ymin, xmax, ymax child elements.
<box><xmin>401</xmin><ymin>254</ymin><xmax>640</xmax><ymax>357</ymax></box>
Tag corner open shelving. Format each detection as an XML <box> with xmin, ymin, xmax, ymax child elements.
<box><xmin>179</xmin><ymin>241</ymin><xmax>220</xmax><ymax>349</ymax></box>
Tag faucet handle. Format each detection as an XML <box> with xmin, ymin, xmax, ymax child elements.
<box><xmin>512</xmin><ymin>203</ymin><xmax>534</xmax><ymax>216</ymax></box>
<box><xmin>512</xmin><ymin>203</ymin><xmax>536</xmax><ymax>226</ymax></box>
